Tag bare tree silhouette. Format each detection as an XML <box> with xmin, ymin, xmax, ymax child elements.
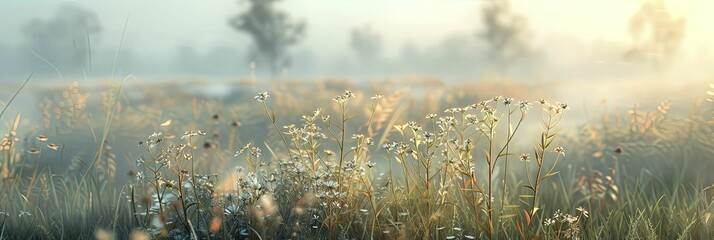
<box><xmin>624</xmin><ymin>0</ymin><xmax>686</xmax><ymax>69</ymax></box>
<box><xmin>477</xmin><ymin>0</ymin><xmax>532</xmax><ymax>72</ymax></box>
<box><xmin>229</xmin><ymin>0</ymin><xmax>306</xmax><ymax>79</ymax></box>
<box><xmin>22</xmin><ymin>3</ymin><xmax>102</xmax><ymax>75</ymax></box>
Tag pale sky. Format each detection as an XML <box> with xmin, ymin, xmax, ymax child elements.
<box><xmin>1</xmin><ymin>0</ymin><xmax>711</xmax><ymax>56</ymax></box>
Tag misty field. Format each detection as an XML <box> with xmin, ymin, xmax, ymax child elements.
<box><xmin>0</xmin><ymin>77</ymin><xmax>711</xmax><ymax>239</ymax></box>
<box><xmin>2</xmin><ymin>0</ymin><xmax>714</xmax><ymax>239</ymax></box>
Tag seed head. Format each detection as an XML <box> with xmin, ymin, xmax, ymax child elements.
<box><xmin>254</xmin><ymin>92</ymin><xmax>270</xmax><ymax>102</ymax></box>
<box><xmin>554</xmin><ymin>146</ymin><xmax>566</xmax><ymax>156</ymax></box>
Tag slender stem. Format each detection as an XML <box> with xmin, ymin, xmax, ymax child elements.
<box><xmin>337</xmin><ymin>104</ymin><xmax>347</xmax><ymax>191</ymax></box>
<box><xmin>262</xmin><ymin>102</ymin><xmax>293</xmax><ymax>160</ymax></box>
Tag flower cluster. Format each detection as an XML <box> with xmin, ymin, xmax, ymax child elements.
<box><xmin>333</xmin><ymin>90</ymin><xmax>356</xmax><ymax>103</ymax></box>
<box><xmin>543</xmin><ymin>207</ymin><xmax>589</xmax><ymax>239</ymax></box>
<box><xmin>254</xmin><ymin>92</ymin><xmax>270</xmax><ymax>102</ymax></box>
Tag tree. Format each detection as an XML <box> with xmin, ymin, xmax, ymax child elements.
<box><xmin>229</xmin><ymin>0</ymin><xmax>306</xmax><ymax>78</ymax></box>
<box><xmin>477</xmin><ymin>0</ymin><xmax>532</xmax><ymax>71</ymax></box>
<box><xmin>22</xmin><ymin>3</ymin><xmax>102</xmax><ymax>75</ymax></box>
<box><xmin>624</xmin><ymin>0</ymin><xmax>686</xmax><ymax>69</ymax></box>
<box><xmin>349</xmin><ymin>25</ymin><xmax>382</xmax><ymax>64</ymax></box>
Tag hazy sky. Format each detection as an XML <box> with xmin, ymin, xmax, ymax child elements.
<box><xmin>1</xmin><ymin>0</ymin><xmax>711</xmax><ymax>55</ymax></box>
<box><xmin>1</xmin><ymin>0</ymin><xmax>713</xmax><ymax>79</ymax></box>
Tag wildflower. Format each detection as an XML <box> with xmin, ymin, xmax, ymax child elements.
<box><xmin>254</xmin><ymin>92</ymin><xmax>270</xmax><ymax>102</ymax></box>
<box><xmin>333</xmin><ymin>90</ymin><xmax>356</xmax><ymax>103</ymax></box>
<box><xmin>324</xmin><ymin>181</ymin><xmax>338</xmax><ymax>190</ymax></box>
<box><xmin>544</xmin><ymin>218</ymin><xmax>555</xmax><ymax>226</ymax></box>
<box><xmin>248</xmin><ymin>177</ymin><xmax>263</xmax><ymax>189</ymax></box>
<box><xmin>27</xmin><ymin>148</ymin><xmax>39</xmax><ymax>154</ymax></box>
<box><xmin>250</xmin><ymin>146</ymin><xmax>262</xmax><ymax>158</ymax></box>
<box><xmin>36</xmin><ymin>135</ymin><xmax>48</xmax><ymax>142</ymax></box>
<box><xmin>557</xmin><ymin>102</ymin><xmax>569</xmax><ymax>110</ymax></box>
<box><xmin>480</xmin><ymin>106</ymin><xmax>495</xmax><ymax>115</ymax></box>
<box><xmin>160</xmin><ymin>179</ymin><xmax>177</xmax><ymax>189</ymax></box>
<box><xmin>519</xmin><ymin>153</ymin><xmax>530</xmax><ymax>162</ymax></box>
<box><xmin>504</xmin><ymin>97</ymin><xmax>514</xmax><ymax>105</ymax></box>
<box><xmin>465</xmin><ymin>114</ymin><xmax>479</xmax><ymax>125</ymax></box>
<box><xmin>576</xmin><ymin>207</ymin><xmax>589</xmax><ymax>218</ymax></box>
<box><xmin>518</xmin><ymin>101</ymin><xmax>532</xmax><ymax>111</ymax></box>
<box><xmin>383</xmin><ymin>142</ymin><xmax>396</xmax><ymax>151</ymax></box>
<box><xmin>371</xmin><ymin>94</ymin><xmax>383</xmax><ymax>100</ymax></box>
<box><xmin>149</xmin><ymin>132</ymin><xmax>162</xmax><ymax>139</ymax></box>
<box><xmin>225</xmin><ymin>204</ymin><xmax>240</xmax><ymax>215</ymax></box>
<box><xmin>293</xmin><ymin>164</ymin><xmax>306</xmax><ymax>174</ymax></box>
<box><xmin>554</xmin><ymin>146</ymin><xmax>566</xmax><ymax>156</ymax></box>
<box><xmin>366</xmin><ymin>161</ymin><xmax>376</xmax><ymax>168</ymax></box>
<box><xmin>565</xmin><ymin>214</ymin><xmax>578</xmax><ymax>223</ymax></box>
<box><xmin>19</xmin><ymin>211</ymin><xmax>31</xmax><ymax>217</ymax></box>
<box><xmin>423</xmin><ymin>132</ymin><xmax>435</xmax><ymax>143</ymax></box>
<box><xmin>426</xmin><ymin>113</ymin><xmax>437</xmax><ymax>119</ymax></box>
<box><xmin>239</xmin><ymin>193</ymin><xmax>250</xmax><ymax>201</ymax></box>
<box><xmin>136</xmin><ymin>157</ymin><xmax>144</xmax><ymax>167</ymax></box>
<box><xmin>441</xmin><ymin>116</ymin><xmax>458</xmax><ymax>126</ymax></box>
<box><xmin>46</xmin><ymin>143</ymin><xmax>59</xmax><ymax>151</ymax></box>
<box><xmin>407</xmin><ymin>121</ymin><xmax>421</xmax><ymax>131</ymax></box>
<box><xmin>181</xmin><ymin>131</ymin><xmax>199</xmax><ymax>140</ymax></box>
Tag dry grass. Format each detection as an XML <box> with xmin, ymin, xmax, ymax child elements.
<box><xmin>0</xmin><ymin>79</ymin><xmax>712</xmax><ymax>239</ymax></box>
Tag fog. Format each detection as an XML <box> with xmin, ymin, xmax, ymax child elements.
<box><xmin>0</xmin><ymin>0</ymin><xmax>711</xmax><ymax>83</ymax></box>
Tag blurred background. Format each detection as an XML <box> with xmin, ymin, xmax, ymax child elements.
<box><xmin>1</xmin><ymin>0</ymin><xmax>711</xmax><ymax>81</ymax></box>
<box><xmin>0</xmin><ymin>0</ymin><xmax>712</xmax><ymax>143</ymax></box>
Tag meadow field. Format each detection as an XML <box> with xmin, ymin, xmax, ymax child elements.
<box><xmin>0</xmin><ymin>76</ymin><xmax>711</xmax><ymax>239</ymax></box>
<box><xmin>2</xmin><ymin>0</ymin><xmax>714</xmax><ymax>239</ymax></box>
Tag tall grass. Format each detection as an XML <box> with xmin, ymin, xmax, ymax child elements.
<box><xmin>0</xmin><ymin>80</ymin><xmax>712</xmax><ymax>239</ymax></box>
